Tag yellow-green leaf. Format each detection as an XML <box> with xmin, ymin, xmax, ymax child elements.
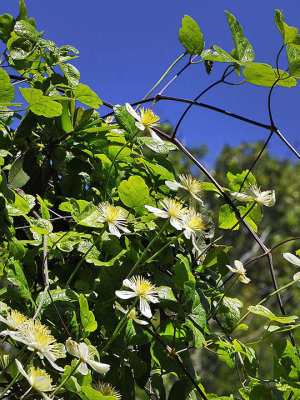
<box><xmin>20</xmin><ymin>87</ymin><xmax>62</xmax><ymax>117</ymax></box>
<box><xmin>179</xmin><ymin>15</ymin><xmax>204</xmax><ymax>55</ymax></box>
<box><xmin>73</xmin><ymin>83</ymin><xmax>102</xmax><ymax>109</ymax></box>
<box><xmin>243</xmin><ymin>63</ymin><xmax>297</xmax><ymax>87</ymax></box>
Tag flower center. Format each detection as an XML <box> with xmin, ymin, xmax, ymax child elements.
<box><xmin>140</xmin><ymin>108</ymin><xmax>160</xmax><ymax>128</ymax></box>
<box><xmin>136</xmin><ymin>278</ymin><xmax>153</xmax><ymax>297</ymax></box>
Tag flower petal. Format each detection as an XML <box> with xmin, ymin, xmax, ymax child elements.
<box><xmin>226</xmin><ymin>265</ymin><xmax>237</xmax><ymax>273</ymax></box>
<box><xmin>145</xmin><ymin>205</ymin><xmax>169</xmax><ymax>218</ymax></box>
<box><xmin>149</xmin><ymin>128</ymin><xmax>164</xmax><ymax>144</ymax></box>
<box><xmin>108</xmin><ymin>223</ymin><xmax>121</xmax><ymax>238</ymax></box>
<box><xmin>87</xmin><ymin>359</ymin><xmax>110</xmax><ymax>374</ymax></box>
<box><xmin>165</xmin><ymin>180</ymin><xmax>182</xmax><ymax>191</ymax></box>
<box><xmin>139</xmin><ymin>299</ymin><xmax>152</xmax><ymax>318</ymax></box>
<box><xmin>77</xmin><ymin>362</ymin><xmax>89</xmax><ymax>375</ymax></box>
<box><xmin>115</xmin><ymin>290</ymin><xmax>136</xmax><ymax>299</ymax></box>
<box><xmin>125</xmin><ymin>103</ymin><xmax>140</xmax><ymax>120</ymax></box>
<box><xmin>283</xmin><ymin>252</ymin><xmax>300</xmax><ymax>267</ymax></box>
<box><xmin>170</xmin><ymin>217</ymin><xmax>183</xmax><ymax>230</ymax></box>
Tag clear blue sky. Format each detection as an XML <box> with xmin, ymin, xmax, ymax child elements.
<box><xmin>2</xmin><ymin>0</ymin><xmax>300</xmax><ymax>166</ymax></box>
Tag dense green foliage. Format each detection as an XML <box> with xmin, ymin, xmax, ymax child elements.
<box><xmin>0</xmin><ymin>2</ymin><xmax>299</xmax><ymax>399</ymax></box>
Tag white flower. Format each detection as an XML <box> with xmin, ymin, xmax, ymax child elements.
<box><xmin>66</xmin><ymin>338</ymin><xmax>110</xmax><ymax>376</ymax></box>
<box><xmin>93</xmin><ymin>381</ymin><xmax>121</xmax><ymax>399</ymax></box>
<box><xmin>226</xmin><ymin>260</ymin><xmax>250</xmax><ymax>284</ymax></box>
<box><xmin>182</xmin><ymin>210</ymin><xmax>207</xmax><ymax>250</ymax></box>
<box><xmin>125</xmin><ymin>103</ymin><xmax>163</xmax><ymax>144</ymax></box>
<box><xmin>0</xmin><ymin>309</ymin><xmax>28</xmax><ymax>330</ymax></box>
<box><xmin>231</xmin><ymin>184</ymin><xmax>275</xmax><ymax>207</ymax></box>
<box><xmin>165</xmin><ymin>174</ymin><xmax>203</xmax><ymax>205</ymax></box>
<box><xmin>16</xmin><ymin>359</ymin><xmax>53</xmax><ymax>400</ymax></box>
<box><xmin>117</xmin><ymin>305</ymin><xmax>148</xmax><ymax>325</ymax></box>
<box><xmin>145</xmin><ymin>198</ymin><xmax>186</xmax><ymax>230</ymax></box>
<box><xmin>283</xmin><ymin>252</ymin><xmax>300</xmax><ymax>266</ymax></box>
<box><xmin>0</xmin><ymin>314</ymin><xmax>66</xmax><ymax>372</ymax></box>
<box><xmin>96</xmin><ymin>202</ymin><xmax>130</xmax><ymax>238</ymax></box>
<box><xmin>115</xmin><ymin>275</ymin><xmax>159</xmax><ymax>318</ymax></box>
<box><xmin>283</xmin><ymin>253</ymin><xmax>300</xmax><ymax>282</ymax></box>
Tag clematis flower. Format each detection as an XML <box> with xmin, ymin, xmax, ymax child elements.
<box><xmin>145</xmin><ymin>198</ymin><xmax>186</xmax><ymax>230</ymax></box>
<box><xmin>231</xmin><ymin>184</ymin><xmax>275</xmax><ymax>207</ymax></box>
<box><xmin>96</xmin><ymin>202</ymin><xmax>130</xmax><ymax>238</ymax></box>
<box><xmin>0</xmin><ymin>309</ymin><xmax>28</xmax><ymax>330</ymax></box>
<box><xmin>182</xmin><ymin>210</ymin><xmax>207</xmax><ymax>250</ymax></box>
<box><xmin>116</xmin><ymin>304</ymin><xmax>148</xmax><ymax>325</ymax></box>
<box><xmin>283</xmin><ymin>253</ymin><xmax>300</xmax><ymax>281</ymax></box>
<box><xmin>66</xmin><ymin>338</ymin><xmax>110</xmax><ymax>376</ymax></box>
<box><xmin>165</xmin><ymin>174</ymin><xmax>203</xmax><ymax>205</ymax></box>
<box><xmin>125</xmin><ymin>103</ymin><xmax>163</xmax><ymax>144</ymax></box>
<box><xmin>93</xmin><ymin>381</ymin><xmax>122</xmax><ymax>399</ymax></box>
<box><xmin>0</xmin><ymin>313</ymin><xmax>66</xmax><ymax>372</ymax></box>
<box><xmin>16</xmin><ymin>359</ymin><xmax>53</xmax><ymax>400</ymax></box>
<box><xmin>283</xmin><ymin>252</ymin><xmax>300</xmax><ymax>266</ymax></box>
<box><xmin>115</xmin><ymin>275</ymin><xmax>159</xmax><ymax>318</ymax></box>
<box><xmin>226</xmin><ymin>260</ymin><xmax>250</xmax><ymax>284</ymax></box>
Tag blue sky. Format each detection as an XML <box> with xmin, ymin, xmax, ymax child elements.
<box><xmin>1</xmin><ymin>0</ymin><xmax>300</xmax><ymax>166</ymax></box>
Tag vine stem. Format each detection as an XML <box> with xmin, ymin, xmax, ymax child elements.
<box><xmin>141</xmin><ymin>53</ymin><xmax>187</xmax><ymax>103</ymax></box>
<box><xmin>65</xmin><ymin>234</ymin><xmax>102</xmax><ymax>288</ymax></box>
<box><xmin>100</xmin><ymin>298</ymin><xmax>138</xmax><ymax>354</ymax></box>
<box><xmin>0</xmin><ymin>344</ymin><xmax>27</xmax><ymax>379</ymax></box>
<box><xmin>49</xmin><ymin>359</ymin><xmax>82</xmax><ymax>398</ymax></box>
<box><xmin>104</xmin><ymin>134</ymin><xmax>137</xmax><ymax>201</ymax></box>
<box><xmin>0</xmin><ymin>351</ymin><xmax>36</xmax><ymax>399</ymax></box>
<box><xmin>145</xmin><ymin>231</ymin><xmax>184</xmax><ymax>265</ymax></box>
<box><xmin>126</xmin><ymin>218</ymin><xmax>170</xmax><ymax>279</ymax></box>
<box><xmin>145</xmin><ymin>323</ymin><xmax>208</xmax><ymax>400</ymax></box>
<box><xmin>208</xmin><ymin>276</ymin><xmax>239</xmax><ymax>321</ymax></box>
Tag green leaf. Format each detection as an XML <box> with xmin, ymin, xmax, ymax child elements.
<box><xmin>249</xmin><ymin>384</ymin><xmax>274</xmax><ymax>400</ymax></box>
<box><xmin>151</xmin><ymin>374</ymin><xmax>166</xmax><ymax>400</ymax></box>
<box><xmin>0</xmin><ymin>68</ymin><xmax>15</xmax><ymax>105</ymax></box>
<box><xmin>183</xmin><ymin>281</ymin><xmax>207</xmax><ymax>330</ymax></box>
<box><xmin>8</xmin><ymin>154</ymin><xmax>30</xmax><ymax>189</ymax></box>
<box><xmin>17</xmin><ymin>0</ymin><xmax>28</xmax><ymax>21</ymax></box>
<box><xmin>218</xmin><ymin>204</ymin><xmax>239</xmax><ymax>230</ymax></box>
<box><xmin>6</xmin><ymin>193</ymin><xmax>30</xmax><ymax>216</ymax></box>
<box><xmin>118</xmin><ymin>175</ymin><xmax>152</xmax><ymax>215</ymax></box>
<box><xmin>243</xmin><ymin>63</ymin><xmax>297</xmax><ymax>88</ymax></box>
<box><xmin>168</xmin><ymin>377</ymin><xmax>196</xmax><ymax>400</ymax></box>
<box><xmin>248</xmin><ymin>305</ymin><xmax>298</xmax><ymax>324</ymax></box>
<box><xmin>79</xmin><ymin>294</ymin><xmax>98</xmax><ymax>333</ymax></box>
<box><xmin>14</xmin><ymin>20</ymin><xmax>40</xmax><ymax>40</ymax></box>
<box><xmin>273</xmin><ymin>339</ymin><xmax>300</xmax><ymax>382</ymax></box>
<box><xmin>80</xmin><ymin>386</ymin><xmax>116</xmax><ymax>399</ymax></box>
<box><xmin>36</xmin><ymin>195</ymin><xmax>50</xmax><ymax>220</ymax></box>
<box><xmin>274</xmin><ymin>10</ymin><xmax>298</xmax><ymax>45</ymax></box>
<box><xmin>225</xmin><ymin>11</ymin><xmax>255</xmax><ymax>62</ymax></box>
<box><xmin>0</xmin><ymin>14</ymin><xmax>15</xmax><ymax>43</ymax></box>
<box><xmin>286</xmin><ymin>44</ymin><xmax>300</xmax><ymax>79</ymax></box>
<box><xmin>201</xmin><ymin>46</ymin><xmax>239</xmax><ymax>64</ymax></box>
<box><xmin>227</xmin><ymin>170</ymin><xmax>256</xmax><ymax>191</ymax></box>
<box><xmin>59</xmin><ymin>62</ymin><xmax>80</xmax><ymax>87</ymax></box>
<box><xmin>203</xmin><ymin>245</ymin><xmax>230</xmax><ymax>276</ymax></box>
<box><xmin>218</xmin><ymin>297</ymin><xmax>243</xmax><ymax>333</ymax></box>
<box><xmin>29</xmin><ymin>217</ymin><xmax>53</xmax><ymax>234</ymax></box>
<box><xmin>20</xmin><ymin>88</ymin><xmax>62</xmax><ymax>117</ymax></box>
<box><xmin>172</xmin><ymin>254</ymin><xmax>195</xmax><ymax>290</ymax></box>
<box><xmin>114</xmin><ymin>105</ymin><xmax>137</xmax><ymax>137</ymax></box>
<box><xmin>73</xmin><ymin>83</ymin><xmax>102</xmax><ymax>109</ymax></box>
<box><xmin>138</xmin><ymin>137</ymin><xmax>178</xmax><ymax>154</ymax></box>
<box><xmin>7</xmin><ymin>260</ymin><xmax>32</xmax><ymax>302</ymax></box>
<box><xmin>179</xmin><ymin>15</ymin><xmax>204</xmax><ymax>55</ymax></box>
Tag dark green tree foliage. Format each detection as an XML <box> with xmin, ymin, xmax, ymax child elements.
<box><xmin>0</xmin><ymin>2</ymin><xmax>299</xmax><ymax>399</ymax></box>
